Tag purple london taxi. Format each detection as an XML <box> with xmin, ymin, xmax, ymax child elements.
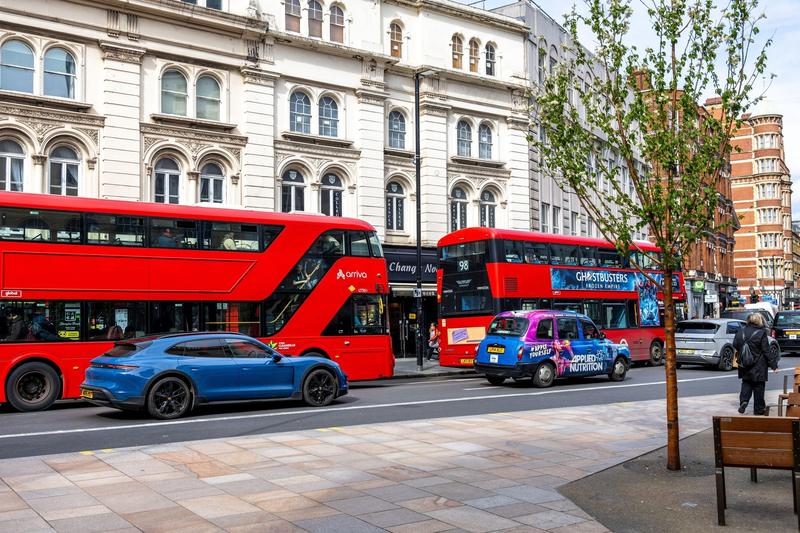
<box><xmin>474</xmin><ymin>310</ymin><xmax>631</xmax><ymax>387</ymax></box>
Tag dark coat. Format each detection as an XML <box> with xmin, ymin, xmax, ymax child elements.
<box><xmin>733</xmin><ymin>325</ymin><xmax>779</xmax><ymax>382</ymax></box>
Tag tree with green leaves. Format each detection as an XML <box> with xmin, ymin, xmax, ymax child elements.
<box><xmin>532</xmin><ymin>0</ymin><xmax>770</xmax><ymax>470</ymax></box>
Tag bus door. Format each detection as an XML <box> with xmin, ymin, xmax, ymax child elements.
<box><xmin>327</xmin><ymin>294</ymin><xmax>389</xmax><ymax>378</ymax></box>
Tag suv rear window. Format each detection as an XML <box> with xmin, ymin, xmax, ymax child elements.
<box><xmin>676</xmin><ymin>321</ymin><xmax>719</xmax><ymax>334</ymax></box>
<box><xmin>488</xmin><ymin>317</ymin><xmax>529</xmax><ymax>337</ymax></box>
<box><xmin>103</xmin><ymin>343</ymin><xmax>139</xmax><ymax>357</ymax></box>
<box><xmin>775</xmin><ymin>312</ymin><xmax>800</xmax><ymax>328</ymax></box>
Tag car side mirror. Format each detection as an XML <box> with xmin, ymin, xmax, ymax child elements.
<box><xmin>600</xmin><ymin>331</ymin><xmax>606</xmax><ymax>339</ymax></box>
<box><xmin>272</xmin><ymin>353</ymin><xmax>283</xmax><ymax>363</ymax></box>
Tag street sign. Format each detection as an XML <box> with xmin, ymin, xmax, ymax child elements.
<box><xmin>412</xmin><ymin>288</ymin><xmax>422</xmax><ymax>298</ymax></box>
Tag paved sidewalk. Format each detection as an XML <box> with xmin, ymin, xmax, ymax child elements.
<box><xmin>0</xmin><ymin>393</ymin><xmax>751</xmax><ymax>532</ymax></box>
<box><xmin>392</xmin><ymin>358</ymin><xmax>475</xmax><ymax>379</ymax></box>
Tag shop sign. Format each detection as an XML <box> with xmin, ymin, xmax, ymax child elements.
<box><xmin>383</xmin><ymin>245</ymin><xmax>438</xmax><ymax>284</ymax></box>
<box><xmin>692</xmin><ymin>280</ymin><xmax>705</xmax><ymax>293</ymax></box>
<box><xmin>704</xmin><ymin>293</ymin><xmax>719</xmax><ymax>303</ymax></box>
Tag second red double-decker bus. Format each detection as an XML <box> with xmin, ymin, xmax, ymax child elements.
<box><xmin>437</xmin><ymin>228</ymin><xmax>685</xmax><ymax>368</ymax></box>
<box><xmin>0</xmin><ymin>192</ymin><xmax>393</xmax><ymax>411</ymax></box>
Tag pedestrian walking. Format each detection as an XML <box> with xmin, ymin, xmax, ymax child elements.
<box><xmin>427</xmin><ymin>322</ymin><xmax>440</xmax><ymax>361</ymax></box>
<box><xmin>732</xmin><ymin>312</ymin><xmax>779</xmax><ymax>415</ymax></box>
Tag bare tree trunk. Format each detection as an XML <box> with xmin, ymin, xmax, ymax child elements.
<box><xmin>663</xmin><ymin>268</ymin><xmax>681</xmax><ymax>470</ymax></box>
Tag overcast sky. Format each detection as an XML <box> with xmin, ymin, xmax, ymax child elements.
<box><xmin>461</xmin><ymin>0</ymin><xmax>800</xmax><ymax>216</ymax></box>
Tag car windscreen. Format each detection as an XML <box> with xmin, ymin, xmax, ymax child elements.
<box><xmin>487</xmin><ymin>317</ymin><xmax>529</xmax><ymax>337</ymax></box>
<box><xmin>721</xmin><ymin>311</ymin><xmax>749</xmax><ymax>321</ymax></box>
<box><xmin>775</xmin><ymin>313</ymin><xmax>800</xmax><ymax>328</ymax></box>
<box><xmin>675</xmin><ymin>322</ymin><xmax>719</xmax><ymax>334</ymax></box>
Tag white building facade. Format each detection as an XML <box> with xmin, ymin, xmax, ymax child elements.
<box><xmin>0</xmin><ymin>0</ymin><xmax>530</xmax><ymax>356</ymax></box>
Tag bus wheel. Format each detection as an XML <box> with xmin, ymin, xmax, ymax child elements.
<box><xmin>608</xmin><ymin>357</ymin><xmax>627</xmax><ymax>382</ymax></box>
<box><xmin>717</xmin><ymin>346</ymin><xmax>734</xmax><ymax>372</ymax></box>
<box><xmin>532</xmin><ymin>362</ymin><xmax>555</xmax><ymax>388</ymax></box>
<box><xmin>6</xmin><ymin>362</ymin><xmax>61</xmax><ymax>412</ymax></box>
<box><xmin>486</xmin><ymin>375</ymin><xmax>506</xmax><ymax>386</ymax></box>
<box><xmin>648</xmin><ymin>341</ymin><xmax>664</xmax><ymax>366</ymax></box>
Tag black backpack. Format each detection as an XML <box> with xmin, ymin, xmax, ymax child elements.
<box><xmin>738</xmin><ymin>330</ymin><xmax>756</xmax><ymax>369</ymax></box>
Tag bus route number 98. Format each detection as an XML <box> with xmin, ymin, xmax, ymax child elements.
<box><xmin>458</xmin><ymin>260</ymin><xmax>469</xmax><ymax>272</ymax></box>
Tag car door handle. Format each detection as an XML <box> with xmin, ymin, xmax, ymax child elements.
<box><xmin>344</xmin><ymin>341</ymin><xmax>351</xmax><ymax>346</ymax></box>
<box><xmin>241</xmin><ymin>367</ymin><xmax>250</xmax><ymax>371</ymax></box>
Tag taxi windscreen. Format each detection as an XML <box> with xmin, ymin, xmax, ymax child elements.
<box><xmin>487</xmin><ymin>317</ymin><xmax>529</xmax><ymax>337</ymax></box>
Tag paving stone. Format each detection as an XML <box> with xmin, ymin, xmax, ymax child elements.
<box><xmin>208</xmin><ymin>510</ymin><xmax>278</xmax><ymax>529</ymax></box>
<box><xmin>423</xmin><ymin>482</ymin><xmax>495</xmax><ymax>502</ymax></box>
<box><xmin>488</xmin><ymin>502</ymin><xmax>550</xmax><ymax>519</ymax></box>
<box><xmin>515</xmin><ymin>510</ymin><xmax>586</xmax><ymax>530</ymax></box>
<box><xmin>359</xmin><ymin>507</ymin><xmax>430</xmax><ymax>528</ymax></box>
<box><xmin>273</xmin><ymin>503</ymin><xmax>341</xmax><ymax>522</ymax></box>
<box><xmin>399</xmin><ymin>496</ymin><xmax>462</xmax><ymax>513</ymax></box>
<box><xmin>256</xmin><ymin>495</ymin><xmax>319</xmax><ymax>513</ymax></box>
<box><xmin>326</xmin><ymin>495</ymin><xmax>398</xmax><ymax>514</ymax></box>
<box><xmin>494</xmin><ymin>485</ymin><xmax>564</xmax><ymax>504</ymax></box>
<box><xmin>92</xmin><ymin>488</ymin><xmax>178</xmax><ymax>514</ymax></box>
<box><xmin>363</xmin><ymin>483</ymin><xmax>431</xmax><ymax>503</ymax></box>
<box><xmin>387</xmin><ymin>518</ymin><xmax>455</xmax><ymax>533</ymax></box>
<box><xmin>304</xmin><ymin>486</ymin><xmax>364</xmax><ymax>503</ymax></box>
<box><xmin>121</xmin><ymin>505</ymin><xmax>218</xmax><ymax>532</ymax></box>
<box><xmin>463</xmin><ymin>495</ymin><xmax>520</xmax><ymax>509</ymax></box>
<box><xmin>426</xmin><ymin>506</ymin><xmax>519</xmax><ymax>533</ymax></box>
<box><xmin>227</xmin><ymin>519</ymin><xmax>305</xmax><ymax>533</ymax></box>
<box><xmin>177</xmin><ymin>494</ymin><xmax>261</xmax><ymax>519</ymax></box>
<box><xmin>48</xmin><ymin>512</ymin><xmax>135</xmax><ymax>533</ymax></box>
<box><xmin>25</xmin><ymin>492</ymin><xmax>103</xmax><ymax>521</ymax></box>
<box><xmin>294</xmin><ymin>513</ymin><xmax>385</xmax><ymax>533</ymax></box>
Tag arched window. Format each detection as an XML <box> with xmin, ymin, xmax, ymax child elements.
<box><xmin>450</xmin><ymin>187</ymin><xmax>468</xmax><ymax>231</ymax></box>
<box><xmin>549</xmin><ymin>45</ymin><xmax>558</xmax><ymax>75</ymax></box>
<box><xmin>281</xmin><ymin>169</ymin><xmax>304</xmax><ymax>212</ymax></box>
<box><xmin>386</xmin><ymin>181</ymin><xmax>405</xmax><ymax>231</ymax></box>
<box><xmin>469</xmin><ymin>39</ymin><xmax>479</xmax><ymax>73</ymax></box>
<box><xmin>154</xmin><ymin>157</ymin><xmax>180</xmax><ymax>204</ymax></box>
<box><xmin>330</xmin><ymin>5</ymin><xmax>345</xmax><ymax>43</ymax></box>
<box><xmin>43</xmin><ymin>48</ymin><xmax>76</xmax><ymax>99</ymax></box>
<box><xmin>537</xmin><ymin>41</ymin><xmax>546</xmax><ymax>84</ymax></box>
<box><xmin>485</xmin><ymin>43</ymin><xmax>496</xmax><ymax>76</ymax></box>
<box><xmin>289</xmin><ymin>91</ymin><xmax>311</xmax><ymax>134</ymax></box>
<box><xmin>480</xmin><ymin>190</ymin><xmax>496</xmax><ymax>228</ymax></box>
<box><xmin>196</xmin><ymin>75</ymin><xmax>221</xmax><ymax>121</ymax></box>
<box><xmin>200</xmin><ymin>162</ymin><xmax>224</xmax><ymax>204</ymax></box>
<box><xmin>388</xmin><ymin>110</ymin><xmax>406</xmax><ymax>149</ymax></box>
<box><xmin>0</xmin><ymin>139</ymin><xmax>24</xmax><ymax>192</ymax></box>
<box><xmin>320</xmin><ymin>173</ymin><xmax>343</xmax><ymax>217</ymax></box>
<box><xmin>478</xmin><ymin>123</ymin><xmax>492</xmax><ymax>160</ymax></box>
<box><xmin>308</xmin><ymin>0</ymin><xmax>323</xmax><ymax>38</ymax></box>
<box><xmin>161</xmin><ymin>69</ymin><xmax>188</xmax><ymax>116</ymax></box>
<box><xmin>285</xmin><ymin>0</ymin><xmax>301</xmax><ymax>32</ymax></box>
<box><xmin>451</xmin><ymin>35</ymin><xmax>463</xmax><ymax>69</ymax></box>
<box><xmin>48</xmin><ymin>146</ymin><xmax>79</xmax><ymax>197</ymax></box>
<box><xmin>0</xmin><ymin>40</ymin><xmax>34</xmax><ymax>93</ymax></box>
<box><xmin>390</xmin><ymin>23</ymin><xmax>403</xmax><ymax>58</ymax></box>
<box><xmin>457</xmin><ymin>120</ymin><xmax>472</xmax><ymax>157</ymax></box>
<box><xmin>319</xmin><ymin>96</ymin><xmax>338</xmax><ymax>137</ymax></box>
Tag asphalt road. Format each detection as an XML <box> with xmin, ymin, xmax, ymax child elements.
<box><xmin>0</xmin><ymin>363</ymin><xmax>791</xmax><ymax>459</ymax></box>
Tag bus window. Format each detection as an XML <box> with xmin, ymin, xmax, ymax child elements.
<box><xmin>550</xmin><ymin>244</ymin><xmax>579</xmax><ymax>266</ymax></box>
<box><xmin>311</xmin><ymin>230</ymin><xmax>345</xmax><ymax>256</ymax></box>
<box><xmin>201</xmin><ymin>222</ymin><xmax>259</xmax><ymax>251</ymax></box>
<box><xmin>440</xmin><ymin>240</ymin><xmax>494</xmax><ymax>317</ymax></box>
<box><xmin>151</xmin><ymin>302</ymin><xmax>200</xmax><ymax>334</ymax></box>
<box><xmin>205</xmin><ymin>302</ymin><xmax>261</xmax><ymax>337</ymax></box>
<box><xmin>368</xmin><ymin>232</ymin><xmax>384</xmax><ymax>257</ymax></box>
<box><xmin>151</xmin><ymin>218</ymin><xmax>198</xmax><ymax>249</ymax></box>
<box><xmin>504</xmin><ymin>240</ymin><xmax>524</xmax><ymax>263</ymax></box>
<box><xmin>0</xmin><ymin>301</ymin><xmax>81</xmax><ymax>342</ymax></box>
<box><xmin>579</xmin><ymin>246</ymin><xmax>597</xmax><ymax>267</ymax></box>
<box><xmin>349</xmin><ymin>231</ymin><xmax>371</xmax><ymax>257</ymax></box>
<box><xmin>87</xmin><ymin>214</ymin><xmax>145</xmax><ymax>247</ymax></box>
<box><xmin>0</xmin><ymin>208</ymin><xmax>80</xmax><ymax>243</ymax></box>
<box><xmin>520</xmin><ymin>299</ymin><xmax>538</xmax><ymax>310</ymax></box>
<box><xmin>261</xmin><ymin>225</ymin><xmax>282</xmax><ymax>251</ymax></box>
<box><xmin>524</xmin><ymin>242</ymin><xmax>549</xmax><ymax>264</ymax></box>
<box><xmin>553</xmin><ymin>300</ymin><xmax>582</xmax><ymax>312</ymax></box>
<box><xmin>597</xmin><ymin>248</ymin><xmax>624</xmax><ymax>268</ymax></box>
<box><xmin>323</xmin><ymin>294</ymin><xmax>386</xmax><ymax>335</ymax></box>
<box><xmin>88</xmin><ymin>301</ymin><xmax>147</xmax><ymax>340</ymax></box>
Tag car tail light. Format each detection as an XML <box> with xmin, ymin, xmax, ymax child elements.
<box><xmin>771</xmin><ymin>329</ymin><xmax>776</xmax><ymax>338</ymax></box>
<box><xmin>517</xmin><ymin>346</ymin><xmax>524</xmax><ymax>361</ymax></box>
<box><xmin>91</xmin><ymin>363</ymin><xmax>139</xmax><ymax>370</ymax></box>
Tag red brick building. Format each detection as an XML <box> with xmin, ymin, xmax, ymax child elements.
<box><xmin>707</xmin><ymin>99</ymin><xmax>793</xmax><ymax>308</ymax></box>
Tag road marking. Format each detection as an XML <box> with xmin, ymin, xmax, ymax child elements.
<box><xmin>0</xmin><ymin>370</ymin><xmax>786</xmax><ymax>441</ymax></box>
<box><xmin>461</xmin><ymin>373</ymin><xmax>746</xmax><ymax>391</ymax></box>
<box><xmin>403</xmin><ymin>377</ymin><xmax>480</xmax><ymax>385</ymax></box>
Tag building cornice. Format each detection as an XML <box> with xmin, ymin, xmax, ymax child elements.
<box><xmin>99</xmin><ymin>41</ymin><xmax>146</xmax><ymax>64</ymax></box>
<box><xmin>385</xmin><ymin>0</ymin><xmax>529</xmax><ymax>35</ymax></box>
<box><xmin>271</xmin><ymin>30</ymin><xmax>398</xmax><ymax>67</ymax></box>
<box><xmin>0</xmin><ymin>101</ymin><xmax>105</xmax><ymax>128</ymax></box>
<box><xmin>274</xmin><ymin>139</ymin><xmax>361</xmax><ymax>160</ymax></box>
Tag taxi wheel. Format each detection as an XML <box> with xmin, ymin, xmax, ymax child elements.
<box><xmin>486</xmin><ymin>375</ymin><xmax>506</xmax><ymax>386</ymax></box>
<box><xmin>532</xmin><ymin>362</ymin><xmax>555</xmax><ymax>388</ymax></box>
<box><xmin>608</xmin><ymin>357</ymin><xmax>627</xmax><ymax>382</ymax></box>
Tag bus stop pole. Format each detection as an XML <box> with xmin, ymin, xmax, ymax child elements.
<box><xmin>414</xmin><ymin>71</ymin><xmax>424</xmax><ymax>372</ymax></box>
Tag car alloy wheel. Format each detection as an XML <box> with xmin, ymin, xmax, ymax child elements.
<box><xmin>717</xmin><ymin>346</ymin><xmax>734</xmax><ymax>372</ymax></box>
<box><xmin>147</xmin><ymin>377</ymin><xmax>191</xmax><ymax>420</ymax></box>
<box><xmin>303</xmin><ymin>369</ymin><xmax>337</xmax><ymax>407</ymax></box>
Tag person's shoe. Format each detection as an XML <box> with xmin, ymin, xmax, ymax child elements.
<box><xmin>738</xmin><ymin>402</ymin><xmax>748</xmax><ymax>414</ymax></box>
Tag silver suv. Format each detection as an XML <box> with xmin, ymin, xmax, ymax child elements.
<box><xmin>675</xmin><ymin>319</ymin><xmax>744</xmax><ymax>371</ymax></box>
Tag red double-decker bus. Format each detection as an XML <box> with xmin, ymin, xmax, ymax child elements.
<box><xmin>437</xmin><ymin>228</ymin><xmax>685</xmax><ymax>368</ymax></box>
<box><xmin>0</xmin><ymin>192</ymin><xmax>393</xmax><ymax>411</ymax></box>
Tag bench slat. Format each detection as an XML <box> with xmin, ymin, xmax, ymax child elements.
<box><xmin>721</xmin><ymin>448</ymin><xmax>794</xmax><ymax>468</ymax></box>
<box><xmin>721</xmin><ymin>431</ymin><xmax>793</xmax><ymax>450</ymax></box>
<box><xmin>716</xmin><ymin>416</ymin><xmax>795</xmax><ymax>432</ymax></box>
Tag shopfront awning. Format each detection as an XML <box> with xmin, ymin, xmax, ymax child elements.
<box><xmin>390</xmin><ymin>283</ymin><xmax>437</xmax><ymax>297</ymax></box>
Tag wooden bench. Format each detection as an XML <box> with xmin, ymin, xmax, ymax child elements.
<box><xmin>713</xmin><ymin>416</ymin><xmax>800</xmax><ymax>529</ymax></box>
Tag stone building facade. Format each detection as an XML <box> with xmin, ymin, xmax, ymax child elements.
<box><xmin>0</xmin><ymin>0</ymin><xmax>531</xmax><ymax>356</ymax></box>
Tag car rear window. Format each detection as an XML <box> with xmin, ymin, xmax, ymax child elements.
<box><xmin>722</xmin><ymin>311</ymin><xmax>749</xmax><ymax>321</ymax></box>
<box><xmin>102</xmin><ymin>343</ymin><xmax>139</xmax><ymax>357</ymax></box>
<box><xmin>775</xmin><ymin>313</ymin><xmax>800</xmax><ymax>328</ymax></box>
<box><xmin>488</xmin><ymin>317</ymin><xmax>529</xmax><ymax>337</ymax></box>
<box><xmin>676</xmin><ymin>322</ymin><xmax>719</xmax><ymax>334</ymax></box>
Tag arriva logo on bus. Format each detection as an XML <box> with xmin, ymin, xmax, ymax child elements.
<box><xmin>336</xmin><ymin>269</ymin><xmax>368</xmax><ymax>280</ymax></box>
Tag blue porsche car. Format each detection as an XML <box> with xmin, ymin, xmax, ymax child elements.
<box><xmin>80</xmin><ymin>332</ymin><xmax>348</xmax><ymax>419</ymax></box>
